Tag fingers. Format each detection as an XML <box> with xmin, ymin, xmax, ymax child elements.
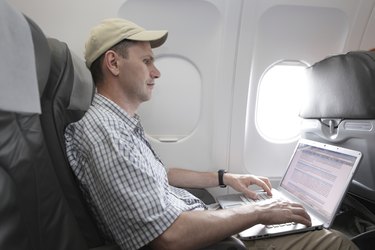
<box><xmin>282</xmin><ymin>202</ymin><xmax>312</xmax><ymax>226</ymax></box>
<box><xmin>242</xmin><ymin>175</ymin><xmax>273</xmax><ymax>199</ymax></box>
<box><xmin>258</xmin><ymin>176</ymin><xmax>272</xmax><ymax>195</ymax></box>
<box><xmin>257</xmin><ymin>201</ymin><xmax>312</xmax><ymax>227</ymax></box>
<box><xmin>227</xmin><ymin>174</ymin><xmax>273</xmax><ymax>199</ymax></box>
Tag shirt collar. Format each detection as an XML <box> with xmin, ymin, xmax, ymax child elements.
<box><xmin>92</xmin><ymin>93</ymin><xmax>141</xmax><ymax>131</ymax></box>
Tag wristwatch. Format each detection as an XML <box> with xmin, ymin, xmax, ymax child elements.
<box><xmin>218</xmin><ymin>169</ymin><xmax>227</xmax><ymax>188</ymax></box>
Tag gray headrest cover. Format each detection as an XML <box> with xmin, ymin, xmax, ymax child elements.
<box><xmin>0</xmin><ymin>1</ymin><xmax>40</xmax><ymax>113</ymax></box>
<box><xmin>300</xmin><ymin>51</ymin><xmax>375</xmax><ymax>119</ymax></box>
<box><xmin>68</xmin><ymin>52</ymin><xmax>94</xmax><ymax>111</ymax></box>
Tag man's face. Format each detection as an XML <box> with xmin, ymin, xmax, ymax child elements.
<box><xmin>117</xmin><ymin>41</ymin><xmax>161</xmax><ymax>106</ymax></box>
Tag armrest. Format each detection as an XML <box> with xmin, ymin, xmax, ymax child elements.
<box><xmin>185</xmin><ymin>188</ymin><xmax>216</xmax><ymax>205</ymax></box>
<box><xmin>89</xmin><ymin>235</ymin><xmax>246</xmax><ymax>250</ymax></box>
<box><xmin>351</xmin><ymin>229</ymin><xmax>375</xmax><ymax>250</ymax></box>
<box><xmin>137</xmin><ymin>236</ymin><xmax>247</xmax><ymax>250</ymax></box>
<box><xmin>200</xmin><ymin>236</ymin><xmax>247</xmax><ymax>250</ymax></box>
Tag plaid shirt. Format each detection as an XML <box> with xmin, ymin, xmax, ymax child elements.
<box><xmin>65</xmin><ymin>93</ymin><xmax>206</xmax><ymax>250</ymax></box>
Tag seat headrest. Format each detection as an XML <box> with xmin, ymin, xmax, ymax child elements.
<box><xmin>68</xmin><ymin>52</ymin><xmax>94</xmax><ymax>111</ymax></box>
<box><xmin>46</xmin><ymin>38</ymin><xmax>94</xmax><ymax>112</ymax></box>
<box><xmin>300</xmin><ymin>51</ymin><xmax>375</xmax><ymax>119</ymax></box>
<box><xmin>0</xmin><ymin>1</ymin><xmax>40</xmax><ymax>113</ymax></box>
<box><xmin>24</xmin><ymin>16</ymin><xmax>51</xmax><ymax>97</ymax></box>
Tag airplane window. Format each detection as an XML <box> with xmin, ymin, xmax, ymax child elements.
<box><xmin>138</xmin><ymin>55</ymin><xmax>201</xmax><ymax>142</ymax></box>
<box><xmin>255</xmin><ymin>61</ymin><xmax>308</xmax><ymax>143</ymax></box>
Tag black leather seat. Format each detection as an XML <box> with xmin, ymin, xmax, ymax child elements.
<box><xmin>0</xmin><ymin>3</ymin><xmax>88</xmax><ymax>249</ymax></box>
<box><xmin>40</xmin><ymin>37</ymin><xmax>119</xmax><ymax>250</ymax></box>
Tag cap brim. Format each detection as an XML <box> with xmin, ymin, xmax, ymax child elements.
<box><xmin>128</xmin><ymin>30</ymin><xmax>168</xmax><ymax>48</ymax></box>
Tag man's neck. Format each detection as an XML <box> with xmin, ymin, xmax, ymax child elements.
<box><xmin>96</xmin><ymin>87</ymin><xmax>139</xmax><ymax>117</ymax></box>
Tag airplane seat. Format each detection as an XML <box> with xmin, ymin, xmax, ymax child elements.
<box><xmin>0</xmin><ymin>2</ymin><xmax>89</xmax><ymax>249</ymax></box>
<box><xmin>0</xmin><ymin>166</ymin><xmax>31</xmax><ymax>250</ymax></box>
<box><xmin>299</xmin><ymin>50</ymin><xmax>375</xmax><ymax>245</ymax></box>
<box><xmin>40</xmin><ymin>38</ymin><xmax>245</xmax><ymax>250</ymax></box>
<box><xmin>40</xmin><ymin>37</ymin><xmax>118</xmax><ymax>250</ymax></box>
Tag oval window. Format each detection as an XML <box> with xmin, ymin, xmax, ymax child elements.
<box><xmin>255</xmin><ymin>61</ymin><xmax>308</xmax><ymax>143</ymax></box>
<box><xmin>138</xmin><ymin>55</ymin><xmax>201</xmax><ymax>142</ymax></box>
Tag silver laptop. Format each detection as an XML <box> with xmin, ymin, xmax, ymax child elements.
<box><xmin>217</xmin><ymin>139</ymin><xmax>362</xmax><ymax>240</ymax></box>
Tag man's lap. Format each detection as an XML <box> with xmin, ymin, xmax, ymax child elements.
<box><xmin>242</xmin><ymin>229</ymin><xmax>358</xmax><ymax>250</ymax></box>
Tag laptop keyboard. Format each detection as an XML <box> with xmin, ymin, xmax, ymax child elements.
<box><xmin>240</xmin><ymin>192</ymin><xmax>273</xmax><ymax>204</ymax></box>
<box><xmin>265</xmin><ymin>222</ymin><xmax>297</xmax><ymax>228</ymax></box>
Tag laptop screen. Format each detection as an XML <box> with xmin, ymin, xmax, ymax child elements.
<box><xmin>280</xmin><ymin>140</ymin><xmax>361</xmax><ymax>221</ymax></box>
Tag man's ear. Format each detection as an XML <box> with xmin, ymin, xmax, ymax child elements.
<box><xmin>103</xmin><ymin>50</ymin><xmax>120</xmax><ymax>76</ymax></box>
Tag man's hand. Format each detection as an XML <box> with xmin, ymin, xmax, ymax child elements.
<box><xmin>254</xmin><ymin>200</ymin><xmax>312</xmax><ymax>227</ymax></box>
<box><xmin>224</xmin><ymin>173</ymin><xmax>273</xmax><ymax>199</ymax></box>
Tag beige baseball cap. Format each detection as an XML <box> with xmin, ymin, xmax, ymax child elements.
<box><xmin>84</xmin><ymin>18</ymin><xmax>168</xmax><ymax>68</ymax></box>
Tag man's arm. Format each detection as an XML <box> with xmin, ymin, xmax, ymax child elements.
<box><xmin>167</xmin><ymin>168</ymin><xmax>273</xmax><ymax>199</ymax></box>
<box><xmin>167</xmin><ymin>168</ymin><xmax>218</xmax><ymax>188</ymax></box>
<box><xmin>150</xmin><ymin>200</ymin><xmax>312</xmax><ymax>250</ymax></box>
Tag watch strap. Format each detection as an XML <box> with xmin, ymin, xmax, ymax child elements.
<box><xmin>218</xmin><ymin>169</ymin><xmax>227</xmax><ymax>188</ymax></box>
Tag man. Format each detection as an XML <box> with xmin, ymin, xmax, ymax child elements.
<box><xmin>65</xmin><ymin>18</ymin><xmax>358</xmax><ymax>250</ymax></box>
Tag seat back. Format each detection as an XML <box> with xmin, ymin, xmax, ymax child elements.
<box><xmin>0</xmin><ymin>3</ymin><xmax>88</xmax><ymax>250</ymax></box>
<box><xmin>40</xmin><ymin>37</ymin><xmax>109</xmax><ymax>248</ymax></box>
<box><xmin>300</xmin><ymin>51</ymin><xmax>375</xmax><ymax>205</ymax></box>
<box><xmin>0</xmin><ymin>166</ymin><xmax>31</xmax><ymax>250</ymax></box>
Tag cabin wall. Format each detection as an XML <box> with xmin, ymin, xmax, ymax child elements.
<box><xmin>230</xmin><ymin>0</ymin><xmax>375</xmax><ymax>184</ymax></box>
<box><xmin>8</xmin><ymin>0</ymin><xmax>375</xmax><ymax>196</ymax></box>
